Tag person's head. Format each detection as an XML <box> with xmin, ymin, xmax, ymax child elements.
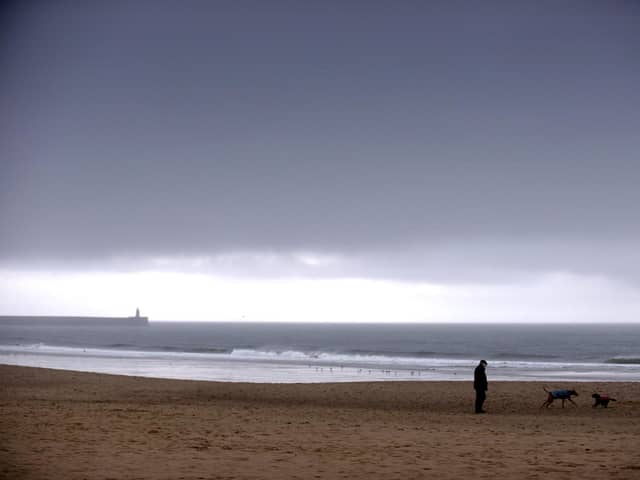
<box><xmin>480</xmin><ymin>360</ymin><xmax>487</xmax><ymax>367</ymax></box>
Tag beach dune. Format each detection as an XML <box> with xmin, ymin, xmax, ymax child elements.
<box><xmin>1</xmin><ymin>365</ymin><xmax>639</xmax><ymax>479</ymax></box>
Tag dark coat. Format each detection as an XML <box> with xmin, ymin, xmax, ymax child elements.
<box><xmin>474</xmin><ymin>364</ymin><xmax>488</xmax><ymax>391</ymax></box>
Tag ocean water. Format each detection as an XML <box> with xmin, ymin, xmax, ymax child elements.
<box><xmin>0</xmin><ymin>322</ymin><xmax>639</xmax><ymax>383</ymax></box>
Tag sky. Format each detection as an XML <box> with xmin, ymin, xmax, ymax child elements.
<box><xmin>1</xmin><ymin>1</ymin><xmax>640</xmax><ymax>322</ymax></box>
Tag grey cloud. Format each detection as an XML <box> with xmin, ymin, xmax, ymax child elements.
<box><xmin>2</xmin><ymin>1</ymin><xmax>640</xmax><ymax>284</ymax></box>
<box><xmin>4</xmin><ymin>237</ymin><xmax>639</xmax><ymax>290</ymax></box>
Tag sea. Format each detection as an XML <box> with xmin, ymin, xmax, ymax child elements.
<box><xmin>1</xmin><ymin>322</ymin><xmax>639</xmax><ymax>383</ymax></box>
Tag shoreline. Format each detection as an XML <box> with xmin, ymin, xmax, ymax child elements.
<box><xmin>2</xmin><ymin>361</ymin><xmax>640</xmax><ymax>384</ymax></box>
<box><xmin>2</xmin><ymin>365</ymin><xmax>640</xmax><ymax>479</ymax></box>
<box><xmin>3</xmin><ymin>322</ymin><xmax>639</xmax><ymax>384</ymax></box>
<box><xmin>3</xmin><ymin>351</ymin><xmax>640</xmax><ymax>383</ymax></box>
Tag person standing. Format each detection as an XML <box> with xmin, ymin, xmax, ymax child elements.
<box><xmin>474</xmin><ymin>360</ymin><xmax>488</xmax><ymax>413</ymax></box>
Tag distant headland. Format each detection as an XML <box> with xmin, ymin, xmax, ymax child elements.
<box><xmin>0</xmin><ymin>309</ymin><xmax>149</xmax><ymax>326</ymax></box>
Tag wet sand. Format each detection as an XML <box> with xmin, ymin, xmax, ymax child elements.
<box><xmin>1</xmin><ymin>365</ymin><xmax>639</xmax><ymax>479</ymax></box>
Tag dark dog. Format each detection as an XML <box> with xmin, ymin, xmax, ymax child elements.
<box><xmin>592</xmin><ymin>393</ymin><xmax>616</xmax><ymax>408</ymax></box>
<box><xmin>541</xmin><ymin>387</ymin><xmax>578</xmax><ymax>408</ymax></box>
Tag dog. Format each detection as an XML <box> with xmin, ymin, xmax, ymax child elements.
<box><xmin>592</xmin><ymin>393</ymin><xmax>616</xmax><ymax>408</ymax></box>
<box><xmin>541</xmin><ymin>387</ymin><xmax>578</xmax><ymax>408</ymax></box>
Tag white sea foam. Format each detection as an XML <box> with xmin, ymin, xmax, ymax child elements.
<box><xmin>2</xmin><ymin>342</ymin><xmax>640</xmax><ymax>383</ymax></box>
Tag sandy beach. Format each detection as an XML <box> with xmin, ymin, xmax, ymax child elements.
<box><xmin>1</xmin><ymin>365</ymin><xmax>639</xmax><ymax>479</ymax></box>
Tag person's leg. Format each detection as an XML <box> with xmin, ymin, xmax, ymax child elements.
<box><xmin>475</xmin><ymin>390</ymin><xmax>486</xmax><ymax>413</ymax></box>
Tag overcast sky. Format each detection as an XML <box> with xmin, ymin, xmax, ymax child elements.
<box><xmin>1</xmin><ymin>1</ymin><xmax>639</xmax><ymax>321</ymax></box>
